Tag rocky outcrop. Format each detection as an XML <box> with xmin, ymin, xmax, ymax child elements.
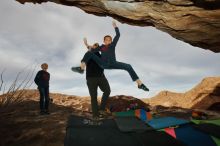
<box><xmin>106</xmin><ymin>95</ymin><xmax>150</xmax><ymax>112</ymax></box>
<box><xmin>15</xmin><ymin>0</ymin><xmax>220</xmax><ymax>52</ymax></box>
<box><xmin>145</xmin><ymin>77</ymin><xmax>220</xmax><ymax>110</ymax></box>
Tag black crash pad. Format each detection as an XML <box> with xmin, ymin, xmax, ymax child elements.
<box><xmin>193</xmin><ymin>123</ymin><xmax>220</xmax><ymax>139</ymax></box>
<box><xmin>64</xmin><ymin>115</ymin><xmax>186</xmax><ymax>146</ymax></box>
<box><xmin>114</xmin><ymin>116</ymin><xmax>153</xmax><ymax>132</ymax></box>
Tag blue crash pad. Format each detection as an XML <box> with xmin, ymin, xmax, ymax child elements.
<box><xmin>175</xmin><ymin>124</ymin><xmax>217</xmax><ymax>146</ymax></box>
<box><xmin>147</xmin><ymin>117</ymin><xmax>189</xmax><ymax>129</ymax></box>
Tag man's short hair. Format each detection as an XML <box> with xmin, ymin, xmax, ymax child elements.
<box><xmin>93</xmin><ymin>43</ymin><xmax>99</xmax><ymax>48</ymax></box>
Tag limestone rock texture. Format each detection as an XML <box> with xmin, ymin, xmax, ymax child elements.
<box><xmin>16</xmin><ymin>0</ymin><xmax>220</xmax><ymax>52</ymax></box>
<box><xmin>145</xmin><ymin>77</ymin><xmax>220</xmax><ymax>110</ymax></box>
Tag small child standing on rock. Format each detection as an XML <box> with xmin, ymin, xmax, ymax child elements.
<box><xmin>34</xmin><ymin>63</ymin><xmax>50</xmax><ymax>115</ymax></box>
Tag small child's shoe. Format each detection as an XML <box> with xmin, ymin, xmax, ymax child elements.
<box><xmin>40</xmin><ymin>110</ymin><xmax>45</xmax><ymax>115</ymax></box>
<box><xmin>71</xmin><ymin>67</ymin><xmax>84</xmax><ymax>74</ymax></box>
<box><xmin>44</xmin><ymin>110</ymin><xmax>50</xmax><ymax>115</ymax></box>
<box><xmin>138</xmin><ymin>84</ymin><xmax>149</xmax><ymax>92</ymax></box>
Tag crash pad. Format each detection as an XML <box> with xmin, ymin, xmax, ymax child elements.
<box><xmin>113</xmin><ymin>110</ymin><xmax>135</xmax><ymax>117</ymax></box>
<box><xmin>164</xmin><ymin>128</ymin><xmax>177</xmax><ymax>138</ymax></box>
<box><xmin>135</xmin><ymin>109</ymin><xmax>152</xmax><ymax>121</ymax></box>
<box><xmin>131</xmin><ymin>130</ymin><xmax>185</xmax><ymax>146</ymax></box>
<box><xmin>175</xmin><ymin>124</ymin><xmax>217</xmax><ymax>146</ymax></box>
<box><xmin>212</xmin><ymin>136</ymin><xmax>220</xmax><ymax>146</ymax></box>
<box><xmin>65</xmin><ymin>115</ymin><xmax>139</xmax><ymax>146</ymax></box>
<box><xmin>147</xmin><ymin>117</ymin><xmax>189</xmax><ymax>129</ymax></box>
<box><xmin>192</xmin><ymin>119</ymin><xmax>220</xmax><ymax>126</ymax></box>
<box><xmin>193</xmin><ymin>123</ymin><xmax>220</xmax><ymax>139</ymax></box>
<box><xmin>114</xmin><ymin>116</ymin><xmax>153</xmax><ymax>132</ymax></box>
<box><xmin>64</xmin><ymin>115</ymin><xmax>185</xmax><ymax>146</ymax></box>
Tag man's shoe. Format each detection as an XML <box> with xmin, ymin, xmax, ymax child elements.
<box><xmin>92</xmin><ymin>117</ymin><xmax>103</xmax><ymax>125</ymax></box>
<box><xmin>99</xmin><ymin>110</ymin><xmax>112</xmax><ymax>119</ymax></box>
<box><xmin>71</xmin><ymin>67</ymin><xmax>84</xmax><ymax>74</ymax></box>
<box><xmin>83</xmin><ymin>118</ymin><xmax>102</xmax><ymax>126</ymax></box>
<box><xmin>138</xmin><ymin>84</ymin><xmax>149</xmax><ymax>92</ymax></box>
<box><xmin>99</xmin><ymin>110</ymin><xmax>109</xmax><ymax>116</ymax></box>
<box><xmin>92</xmin><ymin>116</ymin><xmax>102</xmax><ymax>121</ymax></box>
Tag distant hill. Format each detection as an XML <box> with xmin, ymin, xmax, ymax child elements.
<box><xmin>144</xmin><ymin>77</ymin><xmax>220</xmax><ymax>110</ymax></box>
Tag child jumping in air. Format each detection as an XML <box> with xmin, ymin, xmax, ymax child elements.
<box><xmin>72</xmin><ymin>20</ymin><xmax>149</xmax><ymax>92</ymax></box>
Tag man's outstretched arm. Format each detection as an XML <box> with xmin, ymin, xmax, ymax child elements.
<box><xmin>83</xmin><ymin>37</ymin><xmax>92</xmax><ymax>50</ymax></box>
<box><xmin>112</xmin><ymin>20</ymin><xmax>120</xmax><ymax>46</ymax></box>
<box><xmin>83</xmin><ymin>37</ymin><xmax>101</xmax><ymax>52</ymax></box>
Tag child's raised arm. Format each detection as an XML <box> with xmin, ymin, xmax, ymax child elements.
<box><xmin>112</xmin><ymin>20</ymin><xmax>120</xmax><ymax>46</ymax></box>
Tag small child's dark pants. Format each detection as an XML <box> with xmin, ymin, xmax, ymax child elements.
<box><xmin>38</xmin><ymin>87</ymin><xmax>49</xmax><ymax>111</ymax></box>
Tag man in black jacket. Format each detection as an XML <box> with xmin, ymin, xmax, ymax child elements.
<box><xmin>34</xmin><ymin>63</ymin><xmax>50</xmax><ymax>115</ymax></box>
<box><xmin>85</xmin><ymin>44</ymin><xmax>111</xmax><ymax>119</ymax></box>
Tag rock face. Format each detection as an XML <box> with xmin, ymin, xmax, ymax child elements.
<box><xmin>145</xmin><ymin>77</ymin><xmax>220</xmax><ymax>110</ymax></box>
<box><xmin>15</xmin><ymin>0</ymin><xmax>220</xmax><ymax>52</ymax></box>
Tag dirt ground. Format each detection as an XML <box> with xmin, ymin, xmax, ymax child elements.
<box><xmin>0</xmin><ymin>100</ymin><xmax>85</xmax><ymax>146</ymax></box>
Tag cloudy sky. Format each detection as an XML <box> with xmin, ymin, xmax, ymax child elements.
<box><xmin>0</xmin><ymin>0</ymin><xmax>219</xmax><ymax>98</ymax></box>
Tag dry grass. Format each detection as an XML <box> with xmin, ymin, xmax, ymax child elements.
<box><xmin>0</xmin><ymin>67</ymin><xmax>36</xmax><ymax>108</ymax></box>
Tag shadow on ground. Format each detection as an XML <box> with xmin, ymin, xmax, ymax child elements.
<box><xmin>0</xmin><ymin>100</ymin><xmax>82</xmax><ymax>146</ymax></box>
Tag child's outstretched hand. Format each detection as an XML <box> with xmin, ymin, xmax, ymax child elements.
<box><xmin>112</xmin><ymin>20</ymin><xmax>117</xmax><ymax>28</ymax></box>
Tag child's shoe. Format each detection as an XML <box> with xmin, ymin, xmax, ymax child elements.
<box><xmin>138</xmin><ymin>84</ymin><xmax>149</xmax><ymax>92</ymax></box>
<box><xmin>44</xmin><ymin>110</ymin><xmax>50</xmax><ymax>115</ymax></box>
<box><xmin>71</xmin><ymin>67</ymin><xmax>84</xmax><ymax>74</ymax></box>
<box><xmin>40</xmin><ymin>110</ymin><xmax>45</xmax><ymax>115</ymax></box>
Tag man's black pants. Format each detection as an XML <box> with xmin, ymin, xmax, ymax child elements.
<box><xmin>87</xmin><ymin>76</ymin><xmax>111</xmax><ymax>117</ymax></box>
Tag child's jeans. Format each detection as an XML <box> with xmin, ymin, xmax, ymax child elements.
<box><xmin>82</xmin><ymin>51</ymin><xmax>139</xmax><ymax>81</ymax></box>
<box><xmin>38</xmin><ymin>87</ymin><xmax>49</xmax><ymax>111</ymax></box>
